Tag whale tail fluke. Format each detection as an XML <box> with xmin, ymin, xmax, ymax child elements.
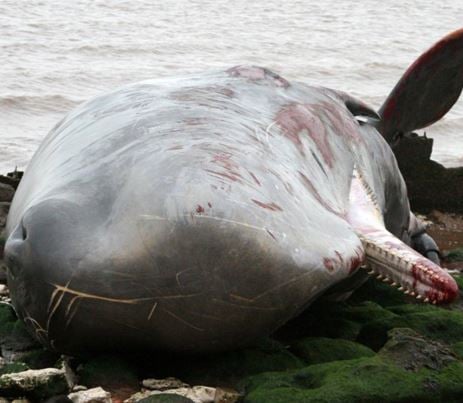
<box><xmin>379</xmin><ymin>28</ymin><xmax>463</xmax><ymax>144</ymax></box>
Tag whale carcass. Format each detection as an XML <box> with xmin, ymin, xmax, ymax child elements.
<box><xmin>4</xmin><ymin>29</ymin><xmax>463</xmax><ymax>354</ymax></box>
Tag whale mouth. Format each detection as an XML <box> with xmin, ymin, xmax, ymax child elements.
<box><xmin>359</xmin><ymin>230</ymin><xmax>458</xmax><ymax>304</ymax></box>
<box><xmin>347</xmin><ymin>168</ymin><xmax>458</xmax><ymax>305</ymax></box>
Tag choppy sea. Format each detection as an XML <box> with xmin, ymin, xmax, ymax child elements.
<box><xmin>1</xmin><ymin>0</ymin><xmax>462</xmax><ymax>173</ymax></box>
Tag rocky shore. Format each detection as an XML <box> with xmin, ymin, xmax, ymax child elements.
<box><xmin>0</xmin><ymin>161</ymin><xmax>463</xmax><ymax>402</ymax></box>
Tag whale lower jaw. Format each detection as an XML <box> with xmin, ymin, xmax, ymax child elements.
<box><xmin>347</xmin><ymin>168</ymin><xmax>458</xmax><ymax>305</ymax></box>
<box><xmin>359</xmin><ymin>231</ymin><xmax>458</xmax><ymax>304</ymax></box>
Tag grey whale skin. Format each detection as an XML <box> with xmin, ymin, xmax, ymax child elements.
<box><xmin>4</xmin><ymin>29</ymin><xmax>463</xmax><ymax>354</ymax></box>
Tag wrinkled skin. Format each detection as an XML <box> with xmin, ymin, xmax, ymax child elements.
<box><xmin>4</xmin><ymin>66</ymin><xmax>417</xmax><ymax>354</ymax></box>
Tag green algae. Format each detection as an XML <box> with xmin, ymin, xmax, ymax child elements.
<box><xmin>446</xmin><ymin>248</ymin><xmax>463</xmax><ymax>263</ymax></box>
<box><xmin>18</xmin><ymin>348</ymin><xmax>60</xmax><ymax>369</ymax></box>
<box><xmin>291</xmin><ymin>337</ymin><xmax>374</xmax><ymax>364</ymax></box>
<box><xmin>357</xmin><ymin>308</ymin><xmax>463</xmax><ymax>351</ymax></box>
<box><xmin>378</xmin><ymin>328</ymin><xmax>456</xmax><ymax>371</ymax></box>
<box><xmin>0</xmin><ymin>304</ymin><xmax>39</xmax><ymax>353</ymax></box>
<box><xmin>78</xmin><ymin>355</ymin><xmax>139</xmax><ymax>390</ymax></box>
<box><xmin>0</xmin><ymin>362</ymin><xmax>28</xmax><ymax>376</ymax></box>
<box><xmin>349</xmin><ymin>277</ymin><xmax>408</xmax><ymax>307</ymax></box>
<box><xmin>240</xmin><ymin>274</ymin><xmax>463</xmax><ymax>402</ymax></box>
<box><xmin>243</xmin><ymin>355</ymin><xmax>463</xmax><ymax>403</ymax></box>
<box><xmin>171</xmin><ymin>339</ymin><xmax>304</xmax><ymax>386</ymax></box>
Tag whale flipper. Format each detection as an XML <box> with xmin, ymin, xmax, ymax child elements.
<box><xmin>379</xmin><ymin>28</ymin><xmax>463</xmax><ymax>143</ymax></box>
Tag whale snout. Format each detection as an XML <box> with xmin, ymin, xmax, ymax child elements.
<box><xmin>5</xmin><ymin>199</ymin><xmax>82</xmax><ymax>281</ymax></box>
<box><xmin>4</xmin><ymin>200</ymin><xmax>88</xmax><ymax>343</ymax></box>
<box><xmin>4</xmin><ymin>198</ymin><xmax>319</xmax><ymax>354</ymax></box>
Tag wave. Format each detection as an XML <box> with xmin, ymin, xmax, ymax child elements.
<box><xmin>0</xmin><ymin>94</ymin><xmax>81</xmax><ymax>113</ymax></box>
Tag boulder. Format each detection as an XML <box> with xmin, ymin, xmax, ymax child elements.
<box><xmin>393</xmin><ymin>133</ymin><xmax>463</xmax><ymax>214</ymax></box>
<box><xmin>68</xmin><ymin>387</ymin><xmax>111</xmax><ymax>403</ymax></box>
<box><xmin>0</xmin><ymin>184</ymin><xmax>14</xmax><ymax>203</ymax></box>
<box><xmin>0</xmin><ymin>368</ymin><xmax>68</xmax><ymax>399</ymax></box>
<box><xmin>291</xmin><ymin>337</ymin><xmax>375</xmax><ymax>364</ymax></box>
<box><xmin>378</xmin><ymin>328</ymin><xmax>456</xmax><ymax>371</ymax></box>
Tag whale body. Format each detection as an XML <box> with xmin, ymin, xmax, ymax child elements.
<box><xmin>4</xmin><ymin>29</ymin><xmax>463</xmax><ymax>354</ymax></box>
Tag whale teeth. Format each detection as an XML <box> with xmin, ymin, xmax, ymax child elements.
<box><xmin>398</xmin><ymin>286</ymin><xmax>404</xmax><ymax>291</ymax></box>
<box><xmin>424</xmin><ymin>298</ymin><xmax>429</xmax><ymax>303</ymax></box>
<box><xmin>404</xmin><ymin>290</ymin><xmax>410</xmax><ymax>295</ymax></box>
<box><xmin>391</xmin><ymin>282</ymin><xmax>397</xmax><ymax>287</ymax></box>
<box><xmin>377</xmin><ymin>274</ymin><xmax>383</xmax><ymax>280</ymax></box>
<box><xmin>382</xmin><ymin>277</ymin><xmax>390</xmax><ymax>283</ymax></box>
<box><xmin>416</xmin><ymin>295</ymin><xmax>422</xmax><ymax>300</ymax></box>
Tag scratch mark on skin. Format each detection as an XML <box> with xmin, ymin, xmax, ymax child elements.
<box><xmin>251</xmin><ymin>271</ymin><xmax>314</xmax><ymax>301</ymax></box>
<box><xmin>175</xmin><ymin>268</ymin><xmax>196</xmax><ymax>287</ymax></box>
<box><xmin>229</xmin><ymin>293</ymin><xmax>254</xmax><ymax>303</ymax></box>
<box><xmin>251</xmin><ymin>199</ymin><xmax>283</xmax><ymax>211</ymax></box>
<box><xmin>266</xmin><ymin>229</ymin><xmax>277</xmax><ymax>241</ymax></box>
<box><xmin>23</xmin><ymin>309</ymin><xmax>49</xmax><ymax>345</ymax></box>
<box><xmin>264</xmin><ymin>120</ymin><xmax>278</xmax><ymax>145</ymax></box>
<box><xmin>100</xmin><ymin>270</ymin><xmax>139</xmax><ymax>279</ymax></box>
<box><xmin>148</xmin><ymin>302</ymin><xmax>158</xmax><ymax>321</ymax></box>
<box><xmin>65</xmin><ymin>296</ymin><xmax>80</xmax><ymax>317</ymax></box>
<box><xmin>48</xmin><ymin>280</ymin><xmax>70</xmax><ymax>313</ymax></box>
<box><xmin>49</xmin><ymin>283</ymin><xmax>154</xmax><ymax>304</ymax></box>
<box><xmin>248</xmin><ymin>171</ymin><xmax>261</xmax><ymax>186</ymax></box>
<box><xmin>211</xmin><ymin>298</ymin><xmax>280</xmax><ymax>311</ymax></box>
<box><xmin>155</xmin><ymin>293</ymin><xmax>203</xmax><ymax>300</ymax></box>
<box><xmin>187</xmin><ymin>214</ymin><xmax>267</xmax><ymax>232</ymax></box>
<box><xmin>105</xmin><ymin>316</ymin><xmax>143</xmax><ymax>331</ymax></box>
<box><xmin>65</xmin><ymin>299</ymin><xmax>81</xmax><ymax>329</ymax></box>
<box><xmin>185</xmin><ymin>311</ymin><xmax>224</xmax><ymax>321</ymax></box>
<box><xmin>161</xmin><ymin>308</ymin><xmax>205</xmax><ymax>332</ymax></box>
<box><xmin>139</xmin><ymin>214</ymin><xmax>168</xmax><ymax>221</ymax></box>
<box><xmin>47</xmin><ymin>279</ymin><xmax>72</xmax><ymax>332</ymax></box>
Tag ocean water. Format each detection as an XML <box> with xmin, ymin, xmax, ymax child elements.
<box><xmin>1</xmin><ymin>0</ymin><xmax>462</xmax><ymax>173</ymax></box>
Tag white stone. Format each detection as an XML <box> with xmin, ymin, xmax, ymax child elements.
<box><xmin>0</xmin><ymin>368</ymin><xmax>67</xmax><ymax>393</ymax></box>
<box><xmin>68</xmin><ymin>386</ymin><xmax>112</xmax><ymax>403</ymax></box>
<box><xmin>142</xmin><ymin>377</ymin><xmax>189</xmax><ymax>390</ymax></box>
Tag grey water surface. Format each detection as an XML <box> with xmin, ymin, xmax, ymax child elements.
<box><xmin>1</xmin><ymin>0</ymin><xmax>462</xmax><ymax>173</ymax></box>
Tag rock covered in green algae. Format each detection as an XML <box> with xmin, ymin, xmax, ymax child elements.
<box><xmin>243</xmin><ymin>355</ymin><xmax>463</xmax><ymax>403</ymax></box>
<box><xmin>378</xmin><ymin>328</ymin><xmax>456</xmax><ymax>371</ymax></box>
<box><xmin>0</xmin><ymin>368</ymin><xmax>68</xmax><ymax>399</ymax></box>
<box><xmin>239</xmin><ymin>275</ymin><xmax>463</xmax><ymax>402</ymax></box>
<box><xmin>357</xmin><ymin>305</ymin><xmax>463</xmax><ymax>351</ymax></box>
<box><xmin>244</xmin><ymin>328</ymin><xmax>463</xmax><ymax>403</ymax></box>
<box><xmin>291</xmin><ymin>337</ymin><xmax>375</xmax><ymax>365</ymax></box>
<box><xmin>0</xmin><ymin>304</ymin><xmax>40</xmax><ymax>356</ymax></box>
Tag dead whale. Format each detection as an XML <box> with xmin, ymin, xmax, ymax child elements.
<box><xmin>4</xmin><ymin>29</ymin><xmax>463</xmax><ymax>354</ymax></box>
